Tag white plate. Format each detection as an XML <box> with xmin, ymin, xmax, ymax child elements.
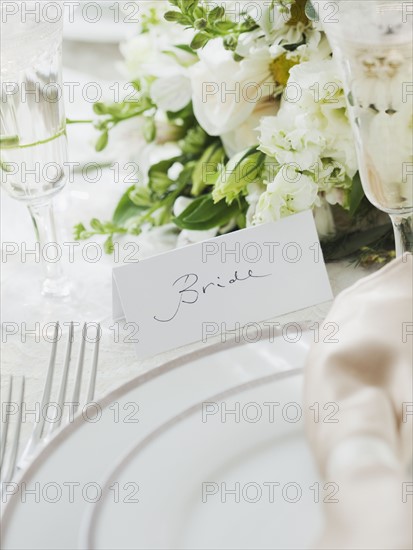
<box><xmin>1</xmin><ymin>329</ymin><xmax>316</xmax><ymax>550</ymax></box>
<box><xmin>81</xmin><ymin>373</ymin><xmax>323</xmax><ymax>550</ymax></box>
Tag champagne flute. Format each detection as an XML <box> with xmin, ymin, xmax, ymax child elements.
<box><xmin>1</xmin><ymin>5</ymin><xmax>70</xmax><ymax>296</ymax></box>
<box><xmin>313</xmin><ymin>0</ymin><xmax>413</xmax><ymax>255</ymax></box>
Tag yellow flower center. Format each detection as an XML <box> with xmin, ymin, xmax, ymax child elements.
<box><xmin>270</xmin><ymin>54</ymin><xmax>299</xmax><ymax>86</ymax></box>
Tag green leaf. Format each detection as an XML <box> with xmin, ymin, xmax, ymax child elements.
<box><xmin>131</xmin><ymin>80</ymin><xmax>142</xmax><ymax>91</ymax></box>
<box><xmin>191</xmin><ymin>32</ymin><xmax>210</xmax><ymax>49</ymax></box>
<box><xmin>129</xmin><ymin>186</ymin><xmax>153</xmax><ymax>208</ymax></box>
<box><xmin>148</xmin><ymin>157</ymin><xmax>182</xmax><ymax>194</ymax></box>
<box><xmin>177</xmin><ymin>160</ymin><xmax>197</xmax><ymax>185</ymax></box>
<box><xmin>0</xmin><ymin>159</ymin><xmax>14</xmax><ymax>172</ymax></box>
<box><xmin>95</xmin><ymin>131</ymin><xmax>109</xmax><ymax>152</ymax></box>
<box><xmin>194</xmin><ymin>17</ymin><xmax>207</xmax><ymax>30</ymax></box>
<box><xmin>236</xmin><ymin>212</ymin><xmax>247</xmax><ymax>230</ymax></box>
<box><xmin>173</xmin><ymin>193</ymin><xmax>241</xmax><ymax>231</ymax></box>
<box><xmin>73</xmin><ymin>223</ymin><xmax>87</xmax><ymax>240</ymax></box>
<box><xmin>164</xmin><ymin>10</ymin><xmax>185</xmax><ymax>22</ymax></box>
<box><xmin>214</xmin><ymin>21</ymin><xmax>236</xmax><ymax>32</ymax></box>
<box><xmin>180</xmin><ymin>125</ymin><xmax>208</xmax><ymax>154</ymax></box>
<box><xmin>93</xmin><ymin>102</ymin><xmax>108</xmax><ymax>115</ymax></box>
<box><xmin>90</xmin><ymin>218</ymin><xmax>104</xmax><ymax>231</ymax></box>
<box><xmin>223</xmin><ymin>35</ymin><xmax>238</xmax><ymax>51</ymax></box>
<box><xmin>104</xmin><ymin>235</ymin><xmax>115</xmax><ymax>254</ymax></box>
<box><xmin>113</xmin><ymin>186</ymin><xmax>145</xmax><ymax>225</ymax></box>
<box><xmin>191</xmin><ymin>142</ymin><xmax>225</xmax><ymax>196</ymax></box>
<box><xmin>150</xmin><ymin>158</ymin><xmax>180</xmax><ymax>174</ymax></box>
<box><xmin>166</xmin><ymin>102</ymin><xmax>194</xmax><ymax>123</ymax></box>
<box><xmin>143</xmin><ymin>117</ymin><xmax>156</xmax><ymax>142</ymax></box>
<box><xmin>174</xmin><ymin>44</ymin><xmax>197</xmax><ymax>55</ymax></box>
<box><xmin>208</xmin><ymin>5</ymin><xmax>226</xmax><ymax>22</ymax></box>
<box><xmin>213</xmin><ymin>147</ymin><xmax>265</xmax><ymax>204</ymax></box>
<box><xmin>193</xmin><ymin>5</ymin><xmax>206</xmax><ymax>18</ymax></box>
<box><xmin>179</xmin><ymin>0</ymin><xmax>198</xmax><ymax>12</ymax></box>
<box><xmin>305</xmin><ymin>0</ymin><xmax>318</xmax><ymax>21</ymax></box>
<box><xmin>349</xmin><ymin>172</ymin><xmax>365</xmax><ymax>217</ymax></box>
<box><xmin>322</xmin><ymin>224</ymin><xmax>393</xmax><ymax>261</ymax></box>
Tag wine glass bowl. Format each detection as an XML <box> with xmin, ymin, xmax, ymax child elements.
<box><xmin>314</xmin><ymin>0</ymin><xmax>413</xmax><ymax>255</ymax></box>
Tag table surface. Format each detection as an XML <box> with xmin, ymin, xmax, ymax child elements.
<box><xmin>0</xmin><ymin>38</ymin><xmax>378</xmax><ymax>453</ymax></box>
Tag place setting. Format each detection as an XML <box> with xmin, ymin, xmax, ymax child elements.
<box><xmin>1</xmin><ymin>1</ymin><xmax>412</xmax><ymax>549</ymax></box>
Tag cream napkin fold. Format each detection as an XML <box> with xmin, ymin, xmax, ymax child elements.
<box><xmin>304</xmin><ymin>253</ymin><xmax>413</xmax><ymax>550</ymax></box>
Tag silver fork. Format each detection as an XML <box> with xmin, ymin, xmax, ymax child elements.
<box><xmin>0</xmin><ymin>376</ymin><xmax>25</xmax><ymax>486</ymax></box>
<box><xmin>18</xmin><ymin>322</ymin><xmax>100</xmax><ymax>469</ymax></box>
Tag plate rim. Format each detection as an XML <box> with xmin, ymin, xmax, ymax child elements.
<box><xmin>79</xmin><ymin>367</ymin><xmax>305</xmax><ymax>550</ymax></box>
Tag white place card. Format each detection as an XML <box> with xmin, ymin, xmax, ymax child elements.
<box><xmin>113</xmin><ymin>210</ymin><xmax>333</xmax><ymax>359</ymax></box>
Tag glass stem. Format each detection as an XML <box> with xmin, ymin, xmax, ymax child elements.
<box><xmin>390</xmin><ymin>212</ymin><xmax>413</xmax><ymax>257</ymax></box>
<box><xmin>28</xmin><ymin>201</ymin><xmax>70</xmax><ymax>298</ymax></box>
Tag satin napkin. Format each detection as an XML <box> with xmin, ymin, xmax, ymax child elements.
<box><xmin>304</xmin><ymin>253</ymin><xmax>413</xmax><ymax>550</ymax></box>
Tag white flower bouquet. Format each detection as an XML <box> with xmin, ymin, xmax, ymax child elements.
<box><xmin>75</xmin><ymin>0</ymin><xmax>394</xmax><ymax>263</ymax></box>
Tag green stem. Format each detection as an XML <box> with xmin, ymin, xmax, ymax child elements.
<box><xmin>1</xmin><ymin>128</ymin><xmax>66</xmax><ymax>150</ymax></box>
<box><xmin>66</xmin><ymin>118</ymin><xmax>93</xmax><ymax>124</ymax></box>
<box><xmin>136</xmin><ymin>180</ymin><xmax>189</xmax><ymax>225</ymax></box>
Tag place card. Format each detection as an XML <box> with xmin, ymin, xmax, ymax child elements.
<box><xmin>113</xmin><ymin>210</ymin><xmax>333</xmax><ymax>359</ymax></box>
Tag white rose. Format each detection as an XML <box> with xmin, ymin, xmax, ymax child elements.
<box><xmin>190</xmin><ymin>38</ymin><xmax>272</xmax><ymax>136</ymax></box>
<box><xmin>258</xmin><ymin>114</ymin><xmax>326</xmax><ymax>171</ymax></box>
<box><xmin>287</xmin><ymin>59</ymin><xmax>347</xmax><ymax>111</ymax></box>
<box><xmin>120</xmin><ymin>34</ymin><xmax>170</xmax><ymax>79</ymax></box>
<box><xmin>254</xmin><ymin>3</ymin><xmax>293</xmax><ymax>37</ymax></box>
<box><xmin>252</xmin><ymin>187</ymin><xmax>284</xmax><ymax>225</ymax></box>
<box><xmin>313</xmin><ymin>198</ymin><xmax>336</xmax><ymax>239</ymax></box>
<box><xmin>320</xmin><ymin>108</ymin><xmax>358</xmax><ymax>176</ymax></box>
<box><xmin>245</xmin><ymin>181</ymin><xmax>266</xmax><ymax>226</ymax></box>
<box><xmin>253</xmin><ymin>169</ymin><xmax>319</xmax><ymax>224</ymax></box>
<box><xmin>315</xmin><ymin>159</ymin><xmax>352</xmax><ymax>207</ymax></box>
<box><xmin>221</xmin><ymin>98</ymin><xmax>279</xmax><ymax>157</ymax></box>
<box><xmin>120</xmin><ymin>28</ymin><xmax>195</xmax><ymax>80</ymax></box>
<box><xmin>290</xmin><ymin>29</ymin><xmax>332</xmax><ymax>63</ymax></box>
<box><xmin>282</xmin><ymin>60</ymin><xmax>358</xmax><ymax>176</ymax></box>
<box><xmin>150</xmin><ymin>74</ymin><xmax>192</xmax><ymax>112</ymax></box>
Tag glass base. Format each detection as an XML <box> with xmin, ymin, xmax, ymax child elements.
<box><xmin>1</xmin><ymin>261</ymin><xmax>111</xmax><ymax>325</ymax></box>
<box><xmin>390</xmin><ymin>212</ymin><xmax>413</xmax><ymax>257</ymax></box>
<box><xmin>41</xmin><ymin>276</ymin><xmax>72</xmax><ymax>299</ymax></box>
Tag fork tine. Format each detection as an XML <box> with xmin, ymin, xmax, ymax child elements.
<box><xmin>1</xmin><ymin>376</ymin><xmax>25</xmax><ymax>484</ymax></box>
<box><xmin>44</xmin><ymin>322</ymin><xmax>74</xmax><ymax>438</ymax></box>
<box><xmin>0</xmin><ymin>375</ymin><xmax>13</xmax><ymax>469</ymax></box>
<box><xmin>35</xmin><ymin>322</ymin><xmax>59</xmax><ymax>440</ymax></box>
<box><xmin>72</xmin><ymin>323</ymin><xmax>87</xmax><ymax>414</ymax></box>
<box><xmin>15</xmin><ymin>322</ymin><xmax>101</xmax><ymax>471</ymax></box>
<box><xmin>86</xmin><ymin>324</ymin><xmax>100</xmax><ymax>403</ymax></box>
<box><xmin>55</xmin><ymin>321</ymin><xmax>74</xmax><ymax>426</ymax></box>
<box><xmin>18</xmin><ymin>323</ymin><xmax>59</xmax><ymax>467</ymax></box>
